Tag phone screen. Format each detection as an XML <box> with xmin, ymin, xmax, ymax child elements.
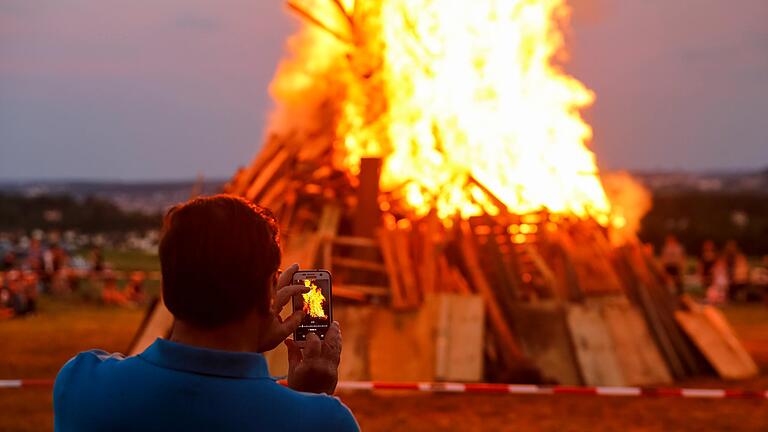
<box><xmin>292</xmin><ymin>271</ymin><xmax>332</xmax><ymax>341</ymax></box>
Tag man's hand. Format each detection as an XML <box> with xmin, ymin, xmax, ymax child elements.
<box><xmin>256</xmin><ymin>263</ymin><xmax>308</xmax><ymax>353</ymax></box>
<box><xmin>285</xmin><ymin>321</ymin><xmax>342</xmax><ymax>394</ymax></box>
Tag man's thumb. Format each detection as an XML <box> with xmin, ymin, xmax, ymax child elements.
<box><xmin>285</xmin><ymin>339</ymin><xmax>302</xmax><ymax>371</ymax></box>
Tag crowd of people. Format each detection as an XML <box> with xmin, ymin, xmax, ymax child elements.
<box><xmin>0</xmin><ymin>232</ymin><xmax>149</xmax><ymax>319</ymax></box>
<box><xmin>660</xmin><ymin>235</ymin><xmax>768</xmax><ymax>304</ymax></box>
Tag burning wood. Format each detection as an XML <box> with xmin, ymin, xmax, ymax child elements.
<box><xmin>221</xmin><ymin>0</ymin><xmax>756</xmax><ymax>385</ymax></box>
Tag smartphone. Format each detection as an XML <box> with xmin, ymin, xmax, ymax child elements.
<box><xmin>292</xmin><ymin>269</ymin><xmax>333</xmax><ymax>342</ymax></box>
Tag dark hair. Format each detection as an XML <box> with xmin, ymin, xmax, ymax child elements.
<box><xmin>159</xmin><ymin>194</ymin><xmax>281</xmax><ymax>328</ymax></box>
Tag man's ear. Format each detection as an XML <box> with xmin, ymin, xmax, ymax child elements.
<box><xmin>263</xmin><ymin>271</ymin><xmax>279</xmax><ymax>315</ymax></box>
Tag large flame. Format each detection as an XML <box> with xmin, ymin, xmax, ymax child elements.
<box><xmin>302</xmin><ymin>279</ymin><xmax>327</xmax><ymax>319</ymax></box>
<box><xmin>272</xmin><ymin>0</ymin><xmax>611</xmax><ymax>221</ymax></box>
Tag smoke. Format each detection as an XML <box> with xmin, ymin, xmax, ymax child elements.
<box><xmin>601</xmin><ymin>171</ymin><xmax>652</xmax><ymax>245</ymax></box>
<box><xmin>569</xmin><ymin>0</ymin><xmax>607</xmax><ymax>25</ymax></box>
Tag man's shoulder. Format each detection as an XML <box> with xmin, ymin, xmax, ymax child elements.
<box><xmin>276</xmin><ymin>389</ymin><xmax>359</xmax><ymax>431</ymax></box>
<box><xmin>54</xmin><ymin>349</ymin><xmax>137</xmax><ymax>394</ymax></box>
<box><xmin>57</xmin><ymin>349</ymin><xmax>128</xmax><ymax>374</ymax></box>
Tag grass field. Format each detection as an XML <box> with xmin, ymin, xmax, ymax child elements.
<box><xmin>2</xmin><ymin>252</ymin><xmax>767</xmax><ymax>430</ymax></box>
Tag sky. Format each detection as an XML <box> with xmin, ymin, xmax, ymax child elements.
<box><xmin>0</xmin><ymin>0</ymin><xmax>766</xmax><ymax>181</ymax></box>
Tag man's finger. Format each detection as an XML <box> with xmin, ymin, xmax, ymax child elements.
<box><xmin>277</xmin><ymin>309</ymin><xmax>305</xmax><ymax>337</ymax></box>
<box><xmin>277</xmin><ymin>263</ymin><xmax>299</xmax><ymax>289</ymax></box>
<box><xmin>304</xmin><ymin>332</ymin><xmax>322</xmax><ymax>359</ymax></box>
<box><xmin>285</xmin><ymin>339</ymin><xmax>303</xmax><ymax>374</ymax></box>
<box><xmin>323</xmin><ymin>321</ymin><xmax>342</xmax><ymax>359</ymax></box>
<box><xmin>273</xmin><ymin>284</ymin><xmax>310</xmax><ymax>312</ymax></box>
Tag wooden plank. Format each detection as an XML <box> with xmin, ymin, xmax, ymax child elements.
<box><xmin>258</xmin><ymin>177</ymin><xmax>289</xmax><ymax>210</ymax></box>
<box><xmin>229</xmin><ymin>138</ymin><xmax>284</xmax><ymax>196</ymax></box>
<box><xmin>332</xmin><ymin>236</ymin><xmax>379</xmax><ymax>248</ymax></box>
<box><xmin>559</xmin><ymin>228</ymin><xmax>624</xmax><ymax>297</ymax></box>
<box><xmin>566</xmin><ymin>304</ymin><xmax>626</xmax><ymax>386</ymax></box>
<box><xmin>702</xmin><ymin>306</ymin><xmax>758</xmax><ymax>376</ymax></box>
<box><xmin>334</xmin><ymin>305</ymin><xmax>373</xmax><ymax>380</ymax></box>
<box><xmin>332</xmin><ymin>257</ymin><xmax>388</xmax><ymax>273</ymax></box>
<box><xmin>393</xmin><ymin>225</ymin><xmax>420</xmax><ymax>306</ymax></box>
<box><xmin>377</xmin><ymin>227</ymin><xmax>408</xmax><ymax>309</ymax></box>
<box><xmin>353</xmin><ymin>157</ymin><xmax>382</xmax><ymax>239</ymax></box>
<box><xmin>635</xmin><ymin>281</ymin><xmax>687</xmax><ymax>379</ymax></box>
<box><xmin>602</xmin><ymin>301</ymin><xmax>673</xmax><ymax>385</ymax></box>
<box><xmin>317</xmin><ymin>204</ymin><xmax>342</xmax><ymax>238</ymax></box>
<box><xmin>369</xmin><ymin>305</ymin><xmax>436</xmax><ymax>381</ymax></box>
<box><xmin>245</xmin><ymin>148</ymin><xmax>290</xmax><ymax>201</ymax></box>
<box><xmin>434</xmin><ymin>294</ymin><xmax>485</xmax><ymax>382</ymax></box>
<box><xmin>624</xmin><ymin>242</ymin><xmax>704</xmax><ymax>376</ymax></box>
<box><xmin>510</xmin><ymin>303</ymin><xmax>582</xmax><ymax>385</ymax></box>
<box><xmin>675</xmin><ymin>310</ymin><xmax>758</xmax><ymax>380</ymax></box>
<box><xmin>418</xmin><ymin>215</ymin><xmax>439</xmax><ymax>296</ymax></box>
<box><xmin>459</xmin><ymin>220</ymin><xmax>524</xmax><ymax>361</ymax></box>
<box><xmin>331</xmin><ymin>286</ymin><xmax>367</xmax><ymax>302</ymax></box>
<box><xmin>451</xmin><ymin>268</ymin><xmax>473</xmax><ymax>296</ymax></box>
<box><xmin>439</xmin><ymin>256</ymin><xmax>473</xmax><ymax>295</ymax></box>
<box><xmin>337</xmin><ymin>284</ymin><xmax>389</xmax><ymax>296</ymax></box>
<box><xmin>282</xmin><ymin>232</ymin><xmax>321</xmax><ymax>269</ymax></box>
<box><xmin>524</xmin><ymin>244</ymin><xmax>557</xmax><ymax>296</ymax></box>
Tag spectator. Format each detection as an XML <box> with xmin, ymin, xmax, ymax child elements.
<box><xmin>661</xmin><ymin>235</ymin><xmax>686</xmax><ymax>295</ymax></box>
<box><xmin>6</xmin><ymin>270</ymin><xmax>32</xmax><ymax>317</ymax></box>
<box><xmin>54</xmin><ymin>195</ymin><xmax>357</xmax><ymax>431</ymax></box>
<box><xmin>101</xmin><ymin>271</ymin><xmax>129</xmax><ymax>306</ymax></box>
<box><xmin>730</xmin><ymin>253</ymin><xmax>751</xmax><ymax>301</ymax></box>
<box><xmin>90</xmin><ymin>246</ymin><xmax>104</xmax><ymax>274</ymax></box>
<box><xmin>698</xmin><ymin>240</ymin><xmax>718</xmax><ymax>290</ymax></box>
<box><xmin>23</xmin><ymin>272</ymin><xmax>38</xmax><ymax>314</ymax></box>
<box><xmin>0</xmin><ymin>273</ymin><xmax>13</xmax><ymax>319</ymax></box>
<box><xmin>123</xmin><ymin>271</ymin><xmax>146</xmax><ymax>305</ymax></box>
<box><xmin>706</xmin><ymin>258</ymin><xmax>729</xmax><ymax>305</ymax></box>
<box><xmin>722</xmin><ymin>240</ymin><xmax>741</xmax><ymax>290</ymax></box>
<box><xmin>2</xmin><ymin>250</ymin><xmax>17</xmax><ymax>271</ymax></box>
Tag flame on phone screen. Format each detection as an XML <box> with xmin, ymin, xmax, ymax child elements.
<box><xmin>301</xmin><ymin>279</ymin><xmax>327</xmax><ymax>319</ymax></box>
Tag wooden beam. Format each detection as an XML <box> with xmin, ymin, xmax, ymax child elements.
<box><xmin>353</xmin><ymin>157</ymin><xmax>382</xmax><ymax>239</ymax></box>
<box><xmin>332</xmin><ymin>236</ymin><xmax>379</xmax><ymax>248</ymax></box>
<box><xmin>378</xmin><ymin>227</ymin><xmax>408</xmax><ymax>309</ymax></box>
<box><xmin>333</xmin><ymin>257</ymin><xmax>388</xmax><ymax>273</ymax></box>
<box><xmin>458</xmin><ymin>220</ymin><xmax>524</xmax><ymax>361</ymax></box>
<box><xmin>245</xmin><ymin>149</ymin><xmax>290</xmax><ymax>201</ymax></box>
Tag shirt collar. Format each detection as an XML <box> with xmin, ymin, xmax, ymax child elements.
<box><xmin>139</xmin><ymin>338</ymin><xmax>271</xmax><ymax>379</ymax></box>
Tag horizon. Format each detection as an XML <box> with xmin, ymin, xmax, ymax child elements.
<box><xmin>1</xmin><ymin>0</ymin><xmax>766</xmax><ymax>180</ymax></box>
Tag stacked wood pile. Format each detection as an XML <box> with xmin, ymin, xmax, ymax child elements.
<box><xmin>222</xmin><ymin>134</ymin><xmax>756</xmax><ymax>385</ymax></box>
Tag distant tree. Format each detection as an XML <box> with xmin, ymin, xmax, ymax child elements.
<box><xmin>639</xmin><ymin>192</ymin><xmax>768</xmax><ymax>256</ymax></box>
<box><xmin>0</xmin><ymin>193</ymin><xmax>161</xmax><ymax>233</ymax></box>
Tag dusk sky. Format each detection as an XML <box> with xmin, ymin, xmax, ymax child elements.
<box><xmin>1</xmin><ymin>0</ymin><xmax>766</xmax><ymax>181</ymax></box>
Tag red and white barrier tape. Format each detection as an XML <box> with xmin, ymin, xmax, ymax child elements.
<box><xmin>0</xmin><ymin>379</ymin><xmax>55</xmax><ymax>388</ymax></box>
<box><xmin>335</xmin><ymin>381</ymin><xmax>768</xmax><ymax>399</ymax></box>
<box><xmin>5</xmin><ymin>379</ymin><xmax>766</xmax><ymax>400</ymax></box>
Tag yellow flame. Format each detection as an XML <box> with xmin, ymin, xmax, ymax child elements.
<box><xmin>272</xmin><ymin>0</ymin><xmax>612</xmax><ymax>221</ymax></box>
<box><xmin>302</xmin><ymin>279</ymin><xmax>327</xmax><ymax>319</ymax></box>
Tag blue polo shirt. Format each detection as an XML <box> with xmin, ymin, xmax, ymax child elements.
<box><xmin>54</xmin><ymin>338</ymin><xmax>359</xmax><ymax>431</ymax></box>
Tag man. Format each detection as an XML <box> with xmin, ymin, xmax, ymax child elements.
<box><xmin>54</xmin><ymin>195</ymin><xmax>359</xmax><ymax>431</ymax></box>
<box><xmin>660</xmin><ymin>234</ymin><xmax>686</xmax><ymax>295</ymax></box>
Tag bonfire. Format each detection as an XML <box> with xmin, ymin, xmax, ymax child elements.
<box><xmin>221</xmin><ymin>0</ymin><xmax>756</xmax><ymax>385</ymax></box>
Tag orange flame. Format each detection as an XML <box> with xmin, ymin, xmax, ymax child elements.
<box><xmin>272</xmin><ymin>0</ymin><xmax>612</xmax><ymax>221</ymax></box>
<box><xmin>301</xmin><ymin>279</ymin><xmax>327</xmax><ymax>319</ymax></box>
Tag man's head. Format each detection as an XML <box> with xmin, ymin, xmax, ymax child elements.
<box><xmin>159</xmin><ymin>195</ymin><xmax>281</xmax><ymax>328</ymax></box>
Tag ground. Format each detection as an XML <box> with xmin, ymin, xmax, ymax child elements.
<box><xmin>1</xmin><ymin>253</ymin><xmax>767</xmax><ymax>431</ymax></box>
